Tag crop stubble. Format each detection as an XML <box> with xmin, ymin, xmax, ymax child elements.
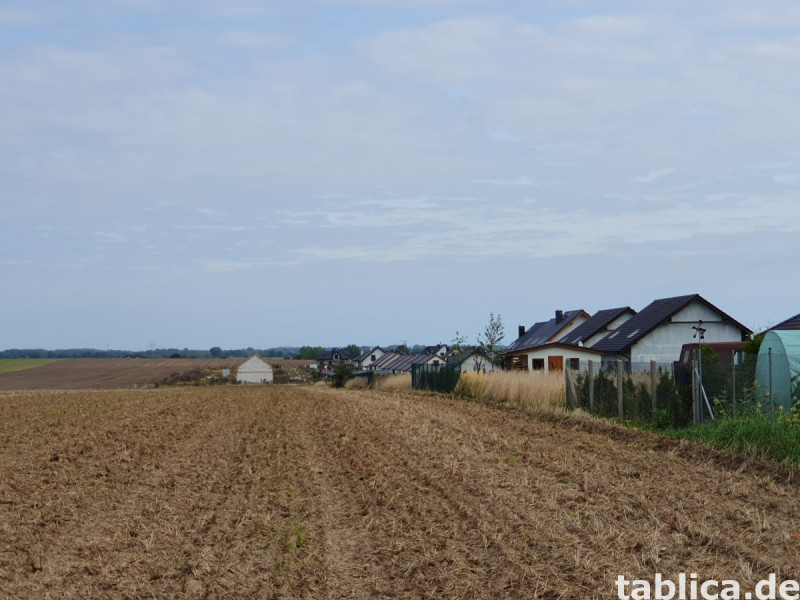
<box><xmin>0</xmin><ymin>386</ymin><xmax>798</xmax><ymax>599</ymax></box>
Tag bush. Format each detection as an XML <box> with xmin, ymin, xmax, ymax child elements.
<box><xmin>330</xmin><ymin>362</ymin><xmax>354</xmax><ymax>388</ymax></box>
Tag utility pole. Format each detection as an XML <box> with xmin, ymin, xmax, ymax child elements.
<box><xmin>692</xmin><ymin>321</ymin><xmax>706</xmax><ymax>421</ymax></box>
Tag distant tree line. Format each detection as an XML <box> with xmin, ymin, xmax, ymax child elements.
<box><xmin>0</xmin><ymin>347</ymin><xmax>303</xmax><ymax>360</ymax></box>
<box><xmin>0</xmin><ymin>342</ymin><xmax>470</xmax><ymax>360</ymax></box>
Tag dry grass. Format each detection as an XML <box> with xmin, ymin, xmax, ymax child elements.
<box><xmin>456</xmin><ymin>370</ymin><xmax>566</xmax><ymax>410</ymax></box>
<box><xmin>374</xmin><ymin>372</ymin><xmax>412</xmax><ymax>390</ymax></box>
<box><xmin>344</xmin><ymin>376</ymin><xmax>369</xmax><ymax>389</ymax></box>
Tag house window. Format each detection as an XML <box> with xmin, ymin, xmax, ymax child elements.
<box><xmin>433</xmin><ymin>360</ymin><xmax>439</xmax><ymax>365</ymax></box>
<box><xmin>370</xmin><ymin>355</ymin><xmax>376</xmax><ymax>361</ymax></box>
<box><xmin>532</xmin><ymin>359</ymin><xmax>545</xmax><ymax>371</ymax></box>
<box><xmin>569</xmin><ymin>358</ymin><xmax>580</xmax><ymax>370</ymax></box>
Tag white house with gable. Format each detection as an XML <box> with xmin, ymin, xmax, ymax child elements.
<box><xmin>590</xmin><ymin>294</ymin><xmax>752</xmax><ymax>365</ymax></box>
<box><xmin>236</xmin><ymin>354</ymin><xmax>274</xmax><ymax>384</ymax></box>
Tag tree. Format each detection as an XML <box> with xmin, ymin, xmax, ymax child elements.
<box><xmin>210</xmin><ymin>346</ymin><xmax>223</xmax><ymax>358</ymax></box>
<box><xmin>450</xmin><ymin>331</ymin><xmax>476</xmax><ymax>358</ymax></box>
<box><xmin>345</xmin><ymin>344</ymin><xmax>363</xmax><ymax>360</ymax></box>
<box><xmin>331</xmin><ymin>362</ymin><xmax>354</xmax><ymax>388</ymax></box>
<box><xmin>395</xmin><ymin>344</ymin><xmax>410</xmax><ymax>355</ymax></box>
<box><xmin>477</xmin><ymin>313</ymin><xmax>505</xmax><ymax>365</ymax></box>
<box><xmin>296</xmin><ymin>346</ymin><xmax>326</xmax><ymax>360</ymax></box>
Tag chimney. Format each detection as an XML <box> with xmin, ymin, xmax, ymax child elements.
<box><xmin>518</xmin><ymin>325</ymin><xmax>526</xmax><ymax>338</ymax></box>
<box><xmin>555</xmin><ymin>310</ymin><xmax>564</xmax><ymax>323</ymax></box>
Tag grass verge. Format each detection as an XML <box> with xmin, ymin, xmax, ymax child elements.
<box><xmin>634</xmin><ymin>416</ymin><xmax>800</xmax><ymax>465</ymax></box>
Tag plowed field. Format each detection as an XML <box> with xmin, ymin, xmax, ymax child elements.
<box><xmin>0</xmin><ymin>359</ymin><xmax>244</xmax><ymax>390</ymax></box>
<box><xmin>1</xmin><ymin>386</ymin><xmax>798</xmax><ymax>599</ymax></box>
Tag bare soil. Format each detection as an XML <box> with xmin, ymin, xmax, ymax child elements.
<box><xmin>0</xmin><ymin>359</ymin><xmax>245</xmax><ymax>390</ymax></box>
<box><xmin>0</xmin><ymin>386</ymin><xmax>798</xmax><ymax>599</ymax></box>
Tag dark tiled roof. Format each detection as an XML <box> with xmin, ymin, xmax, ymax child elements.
<box><xmin>557</xmin><ymin>307</ymin><xmax>635</xmax><ymax>346</ymax></box>
<box><xmin>506</xmin><ymin>310</ymin><xmax>588</xmax><ymax>353</ymax></box>
<box><xmin>373</xmin><ymin>352</ymin><xmax>440</xmax><ymax>372</ymax></box>
<box><xmin>772</xmin><ymin>314</ymin><xmax>800</xmax><ymax>331</ymax></box>
<box><xmin>591</xmin><ymin>294</ymin><xmax>751</xmax><ymax>353</ymax></box>
<box><xmin>317</xmin><ymin>348</ymin><xmax>350</xmax><ymax>361</ymax></box>
<box><xmin>372</xmin><ymin>352</ymin><xmax>398</xmax><ymax>369</ymax></box>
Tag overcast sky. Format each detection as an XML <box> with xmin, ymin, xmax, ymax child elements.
<box><xmin>2</xmin><ymin>1</ymin><xmax>799</xmax><ymax>350</ymax></box>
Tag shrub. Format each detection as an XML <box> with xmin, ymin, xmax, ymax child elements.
<box><xmin>330</xmin><ymin>362</ymin><xmax>354</xmax><ymax>388</ymax></box>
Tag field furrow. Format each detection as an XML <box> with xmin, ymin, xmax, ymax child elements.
<box><xmin>1</xmin><ymin>386</ymin><xmax>798</xmax><ymax>599</ymax></box>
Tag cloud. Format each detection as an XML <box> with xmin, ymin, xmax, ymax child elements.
<box><xmin>0</xmin><ymin>7</ymin><xmax>46</xmax><ymax>27</ymax></box>
<box><xmin>632</xmin><ymin>168</ymin><xmax>677</xmax><ymax>183</ymax></box>
<box><xmin>279</xmin><ymin>195</ymin><xmax>800</xmax><ymax>265</ymax></box>
<box><xmin>471</xmin><ymin>176</ymin><xmax>539</xmax><ymax>186</ymax></box>
<box><xmin>216</xmin><ymin>30</ymin><xmax>294</xmax><ymax>50</ymax></box>
<box><xmin>174</xmin><ymin>225</ymin><xmax>253</xmax><ymax>232</ymax></box>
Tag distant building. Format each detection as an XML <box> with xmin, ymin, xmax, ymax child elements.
<box><xmin>317</xmin><ymin>348</ymin><xmax>351</xmax><ymax>371</ymax></box>
<box><xmin>452</xmin><ymin>349</ymin><xmax>500</xmax><ymax>373</ymax></box>
<box><xmin>236</xmin><ymin>355</ymin><xmax>274</xmax><ymax>384</ymax></box>
<box><xmin>504</xmin><ymin>294</ymin><xmax>751</xmax><ymax>370</ymax></box>
<box><xmin>353</xmin><ymin>347</ymin><xmax>387</xmax><ymax>370</ymax></box>
<box><xmin>770</xmin><ymin>314</ymin><xmax>800</xmax><ymax>331</ymax></box>
<box><xmin>589</xmin><ymin>294</ymin><xmax>751</xmax><ymax>365</ymax></box>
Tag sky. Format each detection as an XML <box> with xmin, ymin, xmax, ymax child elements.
<box><xmin>2</xmin><ymin>0</ymin><xmax>800</xmax><ymax>351</ymax></box>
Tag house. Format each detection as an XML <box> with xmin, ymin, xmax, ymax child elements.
<box><xmin>678</xmin><ymin>342</ymin><xmax>747</xmax><ymax>371</ymax></box>
<box><xmin>504</xmin><ymin>309</ymin><xmax>590</xmax><ymax>370</ymax></box>
<box><xmin>317</xmin><ymin>348</ymin><xmax>351</xmax><ymax>371</ymax></box>
<box><xmin>506</xmin><ymin>306</ymin><xmax>638</xmax><ymax>373</ymax></box>
<box><xmin>453</xmin><ymin>349</ymin><xmax>500</xmax><ymax>373</ymax></box>
<box><xmin>770</xmin><ymin>314</ymin><xmax>800</xmax><ymax>331</ymax></box>
<box><xmin>353</xmin><ymin>347</ymin><xmax>387</xmax><ymax>370</ymax></box>
<box><xmin>590</xmin><ymin>294</ymin><xmax>752</xmax><ymax>365</ymax></box>
<box><xmin>236</xmin><ymin>354</ymin><xmax>274</xmax><ymax>384</ymax></box>
<box><xmin>557</xmin><ymin>307</ymin><xmax>636</xmax><ymax>348</ymax></box>
<box><xmin>422</xmin><ymin>344</ymin><xmax>450</xmax><ymax>358</ymax></box>
<box><xmin>370</xmin><ymin>352</ymin><xmax>447</xmax><ymax>374</ymax></box>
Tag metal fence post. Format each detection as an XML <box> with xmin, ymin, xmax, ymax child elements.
<box><xmin>692</xmin><ymin>352</ymin><xmax>699</xmax><ymax>424</ymax></box>
<box><xmin>769</xmin><ymin>347</ymin><xmax>774</xmax><ymax>420</ymax></box>
<box><xmin>588</xmin><ymin>360</ymin><xmax>595</xmax><ymax>412</ymax></box>
<box><xmin>565</xmin><ymin>367</ymin><xmax>574</xmax><ymax>409</ymax></box>
<box><xmin>650</xmin><ymin>360</ymin><xmax>657</xmax><ymax>416</ymax></box>
<box><xmin>617</xmin><ymin>359</ymin><xmax>624</xmax><ymax>419</ymax></box>
<box><xmin>731</xmin><ymin>349</ymin><xmax>736</xmax><ymax>420</ymax></box>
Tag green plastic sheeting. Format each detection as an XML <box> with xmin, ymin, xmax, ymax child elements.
<box><xmin>755</xmin><ymin>330</ymin><xmax>800</xmax><ymax>414</ymax></box>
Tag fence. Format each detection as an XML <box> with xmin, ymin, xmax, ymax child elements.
<box><xmin>566</xmin><ymin>360</ymin><xmax>690</xmax><ymax>426</ymax></box>
<box><xmin>565</xmin><ymin>351</ymin><xmax>799</xmax><ymax>426</ymax></box>
<box><xmin>411</xmin><ymin>363</ymin><xmax>461</xmax><ymax>393</ymax></box>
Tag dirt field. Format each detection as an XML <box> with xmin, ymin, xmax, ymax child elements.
<box><xmin>0</xmin><ymin>359</ymin><xmax>246</xmax><ymax>390</ymax></box>
<box><xmin>1</xmin><ymin>386</ymin><xmax>798</xmax><ymax>599</ymax></box>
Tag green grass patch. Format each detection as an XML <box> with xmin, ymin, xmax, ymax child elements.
<box><xmin>653</xmin><ymin>417</ymin><xmax>800</xmax><ymax>465</ymax></box>
<box><xmin>0</xmin><ymin>359</ymin><xmax>61</xmax><ymax>374</ymax></box>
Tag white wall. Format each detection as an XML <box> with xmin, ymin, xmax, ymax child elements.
<box><xmin>523</xmin><ymin>347</ymin><xmax>603</xmax><ymax>372</ymax></box>
<box><xmin>238</xmin><ymin>369</ymin><xmax>274</xmax><ymax>384</ymax></box>
<box><xmin>631</xmin><ymin>301</ymin><xmax>745</xmax><ymax>363</ymax></box>
<box><xmin>459</xmin><ymin>353</ymin><xmax>499</xmax><ymax>373</ymax></box>
<box><xmin>236</xmin><ymin>356</ymin><xmax>274</xmax><ymax>383</ymax></box>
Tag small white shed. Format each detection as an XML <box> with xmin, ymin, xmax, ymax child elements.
<box><xmin>236</xmin><ymin>355</ymin><xmax>274</xmax><ymax>384</ymax></box>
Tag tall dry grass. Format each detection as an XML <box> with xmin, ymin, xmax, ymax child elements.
<box><xmin>455</xmin><ymin>370</ymin><xmax>566</xmax><ymax>411</ymax></box>
<box><xmin>374</xmin><ymin>373</ymin><xmax>412</xmax><ymax>390</ymax></box>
